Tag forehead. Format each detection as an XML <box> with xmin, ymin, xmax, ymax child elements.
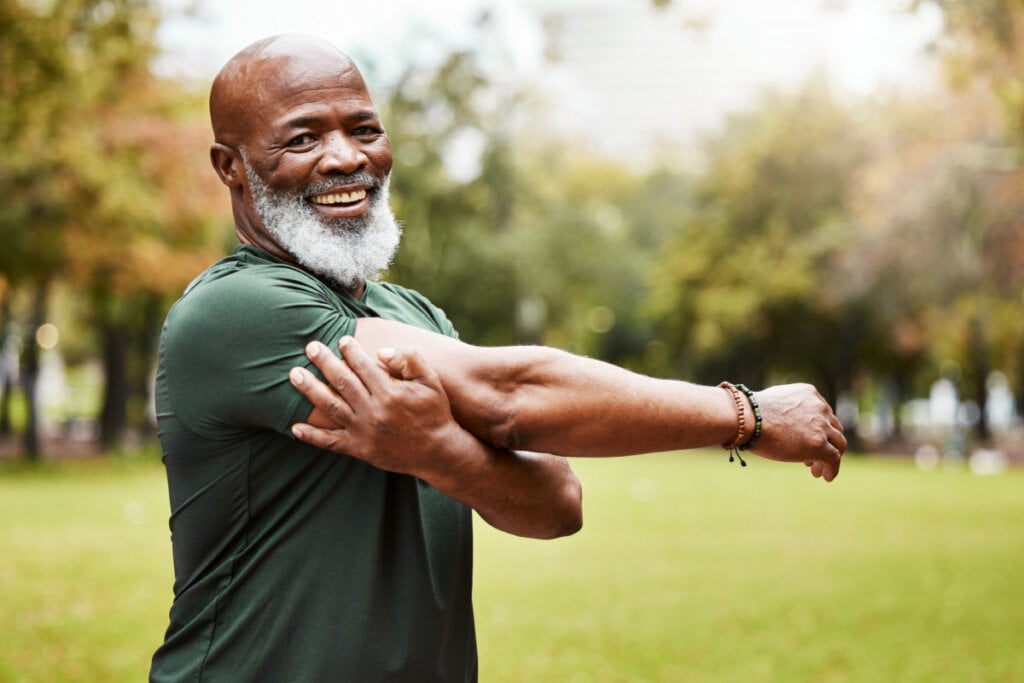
<box><xmin>248</xmin><ymin>56</ymin><xmax>378</xmax><ymax>136</ymax></box>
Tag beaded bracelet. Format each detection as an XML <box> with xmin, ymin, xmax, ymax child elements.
<box><xmin>734</xmin><ymin>383</ymin><xmax>763</xmax><ymax>451</ymax></box>
<box><xmin>717</xmin><ymin>382</ymin><xmax>747</xmax><ymax>466</ymax></box>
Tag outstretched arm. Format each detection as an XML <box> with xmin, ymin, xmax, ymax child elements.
<box><xmin>293</xmin><ymin>318</ymin><xmax>845</xmax><ymax>480</ymax></box>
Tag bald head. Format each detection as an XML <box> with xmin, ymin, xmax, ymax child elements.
<box><xmin>209</xmin><ymin>34</ymin><xmax>361</xmax><ymax>147</ymax></box>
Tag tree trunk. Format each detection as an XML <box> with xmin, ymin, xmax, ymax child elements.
<box><xmin>966</xmin><ymin>317</ymin><xmax>991</xmax><ymax>444</ymax></box>
<box><xmin>21</xmin><ymin>284</ymin><xmax>48</xmax><ymax>461</ymax></box>
<box><xmin>0</xmin><ymin>290</ymin><xmax>12</xmax><ymax>436</ymax></box>
<box><xmin>0</xmin><ymin>368</ymin><xmax>12</xmax><ymax>437</ymax></box>
<box><xmin>99</xmin><ymin>321</ymin><xmax>130</xmax><ymax>451</ymax></box>
<box><xmin>132</xmin><ymin>294</ymin><xmax>165</xmax><ymax>440</ymax></box>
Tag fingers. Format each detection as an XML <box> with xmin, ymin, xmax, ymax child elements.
<box><xmin>289</xmin><ymin>338</ymin><xmax>378</xmax><ymax>427</ymax></box>
<box><xmin>289</xmin><ymin>365</ymin><xmax>356</xmax><ymax>425</ymax></box>
<box><xmin>378</xmin><ymin>346</ymin><xmax>444</xmax><ymax>387</ymax></box>
<box><xmin>821</xmin><ymin>455</ymin><xmax>839</xmax><ymax>482</ymax></box>
<box><xmin>809</xmin><ymin>460</ymin><xmax>825</xmax><ymax>479</ymax></box>
<box><xmin>291</xmin><ymin>422</ymin><xmax>352</xmax><ymax>453</ymax></box>
<box><xmin>831</xmin><ymin>425</ymin><xmax>848</xmax><ymax>456</ymax></box>
<box><xmin>806</xmin><ymin>454</ymin><xmax>839</xmax><ymax>482</ymax></box>
<box><xmin>335</xmin><ymin>336</ymin><xmax>390</xmax><ymax>395</ymax></box>
<box><xmin>799</xmin><ymin>414</ymin><xmax>843</xmax><ymax>483</ymax></box>
<box><xmin>819</xmin><ymin>439</ymin><xmax>842</xmax><ymax>482</ymax></box>
<box><xmin>814</xmin><ymin>399</ymin><xmax>845</xmax><ymax>482</ymax></box>
<box><xmin>822</xmin><ymin>413</ymin><xmax>845</xmax><ymax>483</ymax></box>
<box><xmin>303</xmin><ymin>339</ymin><xmax>372</xmax><ymax>404</ymax></box>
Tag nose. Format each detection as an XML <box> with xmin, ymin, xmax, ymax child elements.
<box><xmin>317</xmin><ymin>131</ymin><xmax>368</xmax><ymax>175</ymax></box>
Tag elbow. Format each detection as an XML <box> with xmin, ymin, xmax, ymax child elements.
<box><xmin>480</xmin><ymin>345</ymin><xmax>565</xmax><ymax>452</ymax></box>
<box><xmin>545</xmin><ymin>472</ymin><xmax>584</xmax><ymax>540</ymax></box>
<box><xmin>558</xmin><ymin>502</ymin><xmax>584</xmax><ymax>539</ymax></box>
<box><xmin>488</xmin><ymin>406</ymin><xmax>524</xmax><ymax>452</ymax></box>
<box><xmin>483</xmin><ymin>463</ymin><xmax>583</xmax><ymax>540</ymax></box>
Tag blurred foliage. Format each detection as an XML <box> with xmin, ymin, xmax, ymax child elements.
<box><xmin>0</xmin><ymin>0</ymin><xmax>227</xmax><ymax>454</ymax></box>
<box><xmin>648</xmin><ymin>79</ymin><xmax>866</xmax><ymax>397</ymax></box>
<box><xmin>1</xmin><ymin>1</ymin><xmax>1023</xmax><ymax>459</ymax></box>
<box><xmin>915</xmin><ymin>0</ymin><xmax>1024</xmax><ymax>142</ymax></box>
<box><xmin>383</xmin><ymin>45</ymin><xmax>657</xmax><ymax>364</ymax></box>
<box><xmin>384</xmin><ymin>50</ymin><xmax>522</xmax><ymax>347</ymax></box>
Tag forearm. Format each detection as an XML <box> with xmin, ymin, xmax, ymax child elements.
<box><xmin>464</xmin><ymin>348</ymin><xmax>846</xmax><ymax>480</ymax></box>
<box><xmin>466</xmin><ymin>346</ymin><xmax>738</xmax><ymax>456</ymax></box>
<box><xmin>423</xmin><ymin>425</ymin><xmax>583</xmax><ymax>539</ymax></box>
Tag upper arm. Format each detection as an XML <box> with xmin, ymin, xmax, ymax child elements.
<box><xmin>352</xmin><ymin>317</ymin><xmax>531</xmax><ymax>446</ymax></box>
<box><xmin>163</xmin><ymin>271</ymin><xmax>355</xmax><ymax>437</ymax></box>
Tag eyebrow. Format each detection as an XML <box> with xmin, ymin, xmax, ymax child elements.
<box><xmin>280</xmin><ymin>110</ymin><xmax>379</xmax><ymax>130</ymax></box>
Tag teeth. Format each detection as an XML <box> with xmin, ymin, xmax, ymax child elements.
<box><xmin>311</xmin><ymin>189</ymin><xmax>367</xmax><ymax>205</ymax></box>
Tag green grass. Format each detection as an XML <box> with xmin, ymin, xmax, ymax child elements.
<box><xmin>1</xmin><ymin>453</ymin><xmax>1022</xmax><ymax>682</ymax></box>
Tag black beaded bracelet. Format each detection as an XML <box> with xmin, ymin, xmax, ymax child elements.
<box><xmin>734</xmin><ymin>383</ymin><xmax>763</xmax><ymax>451</ymax></box>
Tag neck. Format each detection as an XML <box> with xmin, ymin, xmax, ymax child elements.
<box><xmin>236</xmin><ymin>227</ymin><xmax>298</xmax><ymax>267</ymax></box>
<box><xmin>237</xmin><ymin>229</ymin><xmax>367</xmax><ymax>299</ymax></box>
<box><xmin>346</xmin><ymin>280</ymin><xmax>366</xmax><ymax>299</ymax></box>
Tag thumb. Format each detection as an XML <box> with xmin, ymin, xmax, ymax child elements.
<box><xmin>378</xmin><ymin>347</ymin><xmax>435</xmax><ymax>383</ymax></box>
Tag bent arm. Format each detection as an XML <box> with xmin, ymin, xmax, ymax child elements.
<box><xmin>291</xmin><ymin>337</ymin><xmax>583</xmax><ymax>539</ymax></box>
<box><xmin>420</xmin><ymin>437</ymin><xmax>584</xmax><ymax>540</ymax></box>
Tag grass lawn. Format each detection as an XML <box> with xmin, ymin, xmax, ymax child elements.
<box><xmin>1</xmin><ymin>451</ymin><xmax>1022</xmax><ymax>682</ymax></box>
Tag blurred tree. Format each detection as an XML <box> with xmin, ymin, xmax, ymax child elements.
<box><xmin>910</xmin><ymin>0</ymin><xmax>1024</xmax><ymax>438</ymax></box>
<box><xmin>915</xmin><ymin>0</ymin><xmax>1024</xmax><ymax>143</ymax></box>
<box><xmin>0</xmin><ymin>0</ymin><xmax>79</xmax><ymax>457</ymax></box>
<box><xmin>382</xmin><ymin>44</ymin><xmax>659</xmax><ymax>358</ymax></box>
<box><xmin>383</xmin><ymin>49</ymin><xmax>523</xmax><ymax>346</ymax></box>
<box><xmin>648</xmin><ymin>79</ymin><xmax>866</xmax><ymax>407</ymax></box>
<box><xmin>841</xmin><ymin>63</ymin><xmax>1024</xmax><ymax>448</ymax></box>
<box><xmin>62</xmin><ymin>84</ymin><xmax>227</xmax><ymax>449</ymax></box>
<box><xmin>0</xmin><ymin>283</ymin><xmax>11</xmax><ymax>436</ymax></box>
<box><xmin>507</xmin><ymin>145</ymin><xmax>661</xmax><ymax>364</ymax></box>
<box><xmin>851</xmin><ymin>92</ymin><xmax>976</xmax><ymax>435</ymax></box>
<box><xmin>0</xmin><ymin>0</ymin><xmax>227</xmax><ymax>456</ymax></box>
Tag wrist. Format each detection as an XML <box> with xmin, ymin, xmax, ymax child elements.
<box><xmin>734</xmin><ymin>384</ymin><xmax>763</xmax><ymax>451</ymax></box>
<box><xmin>414</xmin><ymin>421</ymin><xmax>481</xmax><ymax>488</ymax></box>
<box><xmin>718</xmin><ymin>382</ymin><xmax>750</xmax><ymax>450</ymax></box>
<box><xmin>718</xmin><ymin>382</ymin><xmax>763</xmax><ymax>466</ymax></box>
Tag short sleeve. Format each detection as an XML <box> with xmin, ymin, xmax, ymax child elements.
<box><xmin>365</xmin><ymin>282</ymin><xmax>460</xmax><ymax>341</ymax></box>
<box><xmin>161</xmin><ymin>266</ymin><xmax>355</xmax><ymax>439</ymax></box>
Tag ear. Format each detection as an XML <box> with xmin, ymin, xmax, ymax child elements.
<box><xmin>210</xmin><ymin>143</ymin><xmax>244</xmax><ymax>188</ymax></box>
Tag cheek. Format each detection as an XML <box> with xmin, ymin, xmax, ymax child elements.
<box><xmin>370</xmin><ymin>141</ymin><xmax>393</xmax><ymax>175</ymax></box>
<box><xmin>264</xmin><ymin>160</ymin><xmax>314</xmax><ymax>193</ymax></box>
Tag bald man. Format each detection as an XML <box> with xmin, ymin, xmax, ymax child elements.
<box><xmin>151</xmin><ymin>34</ymin><xmax>845</xmax><ymax>682</ymax></box>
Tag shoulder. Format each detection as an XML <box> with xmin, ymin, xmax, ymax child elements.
<box><xmin>158</xmin><ymin>249</ymin><xmax>360</xmax><ymax>433</ymax></box>
<box><xmin>167</xmin><ymin>252</ymin><xmax>342</xmax><ymax>339</ymax></box>
<box><xmin>159</xmin><ymin>251</ymin><xmax>363</xmax><ymax>400</ymax></box>
<box><xmin>366</xmin><ymin>282</ymin><xmax>459</xmax><ymax>339</ymax></box>
<box><xmin>182</xmin><ymin>253</ymin><xmax>333</xmax><ymax>307</ymax></box>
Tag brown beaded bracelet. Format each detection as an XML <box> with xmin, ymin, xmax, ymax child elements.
<box><xmin>718</xmin><ymin>381</ymin><xmax>748</xmax><ymax>466</ymax></box>
<box><xmin>735</xmin><ymin>383</ymin><xmax>763</xmax><ymax>451</ymax></box>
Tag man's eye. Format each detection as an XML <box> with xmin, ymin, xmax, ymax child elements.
<box><xmin>287</xmin><ymin>134</ymin><xmax>315</xmax><ymax>147</ymax></box>
<box><xmin>353</xmin><ymin>127</ymin><xmax>383</xmax><ymax>138</ymax></box>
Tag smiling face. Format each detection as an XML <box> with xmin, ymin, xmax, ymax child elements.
<box><xmin>209</xmin><ymin>35</ymin><xmax>400</xmax><ymax>290</ymax></box>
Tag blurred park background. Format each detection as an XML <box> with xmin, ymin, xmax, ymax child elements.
<box><xmin>2</xmin><ymin>0</ymin><xmax>1024</xmax><ymax>680</ymax></box>
<box><xmin>2</xmin><ymin>0</ymin><xmax>1024</xmax><ymax>465</ymax></box>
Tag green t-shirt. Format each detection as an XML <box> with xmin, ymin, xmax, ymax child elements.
<box><xmin>150</xmin><ymin>245</ymin><xmax>476</xmax><ymax>682</ymax></box>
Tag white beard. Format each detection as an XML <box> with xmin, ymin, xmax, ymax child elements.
<box><xmin>242</xmin><ymin>155</ymin><xmax>402</xmax><ymax>289</ymax></box>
